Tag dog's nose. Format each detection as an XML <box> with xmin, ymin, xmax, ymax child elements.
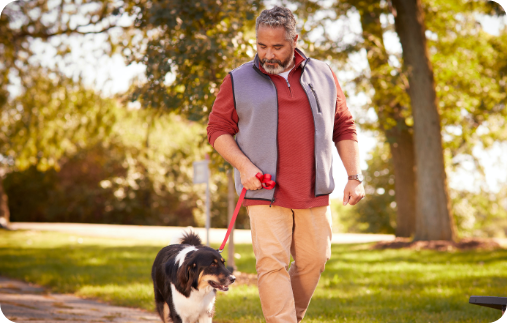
<box><xmin>229</xmin><ymin>275</ymin><xmax>236</xmax><ymax>283</ymax></box>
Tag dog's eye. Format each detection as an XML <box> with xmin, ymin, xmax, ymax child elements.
<box><xmin>211</xmin><ymin>263</ymin><xmax>217</xmax><ymax>267</ymax></box>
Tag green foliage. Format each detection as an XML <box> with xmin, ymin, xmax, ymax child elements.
<box><xmin>293</xmin><ymin>0</ymin><xmax>507</xmax><ymax>236</ymax></box>
<box><xmin>340</xmin><ymin>141</ymin><xmax>507</xmax><ymax>238</ymax></box>
<box><xmin>3</xmin><ymin>166</ymin><xmax>58</xmax><ymax>222</ymax></box>
<box><xmin>0</xmin><ymin>0</ymin><xmax>124</xmax><ymax>129</ymax></box>
<box><xmin>0</xmin><ymin>0</ymin><xmax>128</xmax><ymax>174</ymax></box>
<box><xmin>1</xmin><ymin>230</ymin><xmax>507</xmax><ymax>322</ymax></box>
<box><xmin>4</xmin><ymin>103</ymin><xmax>210</xmax><ymax>226</ymax></box>
<box><xmin>209</xmin><ymin>172</ymin><xmax>249</xmax><ymax>229</ymax></box>
<box><xmin>1</xmin><ymin>68</ymin><xmax>117</xmax><ymax>172</ymax></box>
<box><xmin>320</xmin><ymin>0</ymin><xmax>507</xmax><ymax>158</ymax></box>
<box><xmin>2</xmin><ymin>0</ymin><xmax>507</xmax><ymax>234</ymax></box>
<box><xmin>452</xmin><ymin>188</ymin><xmax>507</xmax><ymax>238</ymax></box>
<box><xmin>121</xmin><ymin>0</ymin><xmax>262</xmax><ymax>122</ymax></box>
<box><xmin>338</xmin><ymin>142</ymin><xmax>397</xmax><ymax>234</ymax></box>
<box><xmin>112</xmin><ymin>0</ymin><xmax>268</xmax><ymax>224</ymax></box>
<box><xmin>424</xmin><ymin>0</ymin><xmax>507</xmax><ymax>158</ymax></box>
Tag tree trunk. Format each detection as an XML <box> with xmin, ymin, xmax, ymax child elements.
<box><xmin>391</xmin><ymin>0</ymin><xmax>456</xmax><ymax>241</ymax></box>
<box><xmin>357</xmin><ymin>2</ymin><xmax>417</xmax><ymax>237</ymax></box>
<box><xmin>0</xmin><ymin>177</ymin><xmax>10</xmax><ymax>228</ymax></box>
<box><xmin>386</xmin><ymin>125</ymin><xmax>417</xmax><ymax>237</ymax></box>
<box><xmin>227</xmin><ymin>170</ymin><xmax>236</xmax><ymax>271</ymax></box>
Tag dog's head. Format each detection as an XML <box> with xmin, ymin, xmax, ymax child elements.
<box><xmin>177</xmin><ymin>247</ymin><xmax>236</xmax><ymax>294</ymax></box>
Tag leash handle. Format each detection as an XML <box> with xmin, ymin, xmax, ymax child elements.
<box><xmin>256</xmin><ymin>172</ymin><xmax>275</xmax><ymax>190</ymax></box>
<box><xmin>218</xmin><ymin>173</ymin><xmax>275</xmax><ymax>253</ymax></box>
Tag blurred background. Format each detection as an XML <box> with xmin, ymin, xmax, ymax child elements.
<box><xmin>0</xmin><ymin>0</ymin><xmax>506</xmax><ymax>238</ymax></box>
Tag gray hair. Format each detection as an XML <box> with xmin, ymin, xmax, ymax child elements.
<box><xmin>255</xmin><ymin>6</ymin><xmax>297</xmax><ymax>42</ymax></box>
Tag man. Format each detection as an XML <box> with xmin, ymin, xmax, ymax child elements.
<box><xmin>207</xmin><ymin>6</ymin><xmax>365</xmax><ymax>322</ymax></box>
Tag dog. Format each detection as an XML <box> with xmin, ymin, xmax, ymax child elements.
<box><xmin>151</xmin><ymin>231</ymin><xmax>236</xmax><ymax>323</ymax></box>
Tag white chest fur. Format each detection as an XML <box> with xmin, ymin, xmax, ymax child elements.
<box><xmin>171</xmin><ymin>283</ymin><xmax>216</xmax><ymax>323</ymax></box>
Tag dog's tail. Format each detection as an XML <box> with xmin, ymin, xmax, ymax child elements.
<box><xmin>180</xmin><ymin>231</ymin><xmax>202</xmax><ymax>246</ymax></box>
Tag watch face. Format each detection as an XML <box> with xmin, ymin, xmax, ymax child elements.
<box><xmin>357</xmin><ymin>174</ymin><xmax>364</xmax><ymax>182</ymax></box>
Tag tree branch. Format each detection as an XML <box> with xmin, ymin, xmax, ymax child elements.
<box><xmin>12</xmin><ymin>24</ymin><xmax>133</xmax><ymax>41</ymax></box>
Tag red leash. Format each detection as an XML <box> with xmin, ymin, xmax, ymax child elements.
<box><xmin>218</xmin><ymin>173</ymin><xmax>275</xmax><ymax>253</ymax></box>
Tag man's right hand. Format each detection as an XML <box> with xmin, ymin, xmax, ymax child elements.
<box><xmin>213</xmin><ymin>134</ymin><xmax>264</xmax><ymax>191</ymax></box>
<box><xmin>239</xmin><ymin>164</ymin><xmax>263</xmax><ymax>191</ymax></box>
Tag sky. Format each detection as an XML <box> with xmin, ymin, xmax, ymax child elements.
<box><xmin>4</xmin><ymin>1</ymin><xmax>507</xmax><ymax>199</ymax></box>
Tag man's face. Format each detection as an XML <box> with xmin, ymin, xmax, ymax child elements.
<box><xmin>256</xmin><ymin>25</ymin><xmax>298</xmax><ymax>74</ymax></box>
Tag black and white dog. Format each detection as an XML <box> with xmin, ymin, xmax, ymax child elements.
<box><xmin>151</xmin><ymin>232</ymin><xmax>235</xmax><ymax>323</ymax></box>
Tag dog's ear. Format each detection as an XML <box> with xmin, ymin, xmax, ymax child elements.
<box><xmin>177</xmin><ymin>262</ymin><xmax>197</xmax><ymax>295</ymax></box>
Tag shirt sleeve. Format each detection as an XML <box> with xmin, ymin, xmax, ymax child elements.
<box><xmin>206</xmin><ymin>74</ymin><xmax>239</xmax><ymax>147</ymax></box>
<box><xmin>331</xmin><ymin>70</ymin><xmax>358</xmax><ymax>143</ymax></box>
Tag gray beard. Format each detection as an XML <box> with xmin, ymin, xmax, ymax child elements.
<box><xmin>261</xmin><ymin>54</ymin><xmax>294</xmax><ymax>75</ymax></box>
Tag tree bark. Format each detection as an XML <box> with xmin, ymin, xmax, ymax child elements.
<box><xmin>0</xmin><ymin>177</ymin><xmax>10</xmax><ymax>228</ymax></box>
<box><xmin>386</xmin><ymin>125</ymin><xmax>416</xmax><ymax>237</ymax></box>
<box><xmin>357</xmin><ymin>2</ymin><xmax>417</xmax><ymax>237</ymax></box>
<box><xmin>391</xmin><ymin>0</ymin><xmax>456</xmax><ymax>241</ymax></box>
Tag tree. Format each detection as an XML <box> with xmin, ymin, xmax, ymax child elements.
<box><xmin>120</xmin><ymin>0</ymin><xmax>262</xmax><ymax>122</ymax></box>
<box><xmin>3</xmin><ymin>107</ymin><xmax>208</xmax><ymax>226</ymax></box>
<box><xmin>0</xmin><ymin>66</ymin><xmax>119</xmax><ymax>227</ymax></box>
<box><xmin>116</xmin><ymin>0</ymin><xmax>262</xmax><ymax>233</ymax></box>
<box><xmin>332</xmin><ymin>0</ymin><xmax>417</xmax><ymax>237</ymax></box>
<box><xmin>351</xmin><ymin>141</ymin><xmax>397</xmax><ymax>234</ymax></box>
<box><xmin>291</xmin><ymin>0</ymin><xmax>507</xmax><ymax>239</ymax></box>
<box><xmin>0</xmin><ymin>0</ymin><xmax>128</xmax><ymax>226</ymax></box>
<box><xmin>424</xmin><ymin>0</ymin><xmax>507</xmax><ymax>158</ymax></box>
<box><xmin>391</xmin><ymin>0</ymin><xmax>456</xmax><ymax>241</ymax></box>
<box><xmin>1</xmin><ymin>0</ymin><xmax>126</xmax><ymax>105</ymax></box>
<box><xmin>290</xmin><ymin>0</ymin><xmax>417</xmax><ymax>236</ymax></box>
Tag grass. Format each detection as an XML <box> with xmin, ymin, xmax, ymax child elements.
<box><xmin>1</xmin><ymin>229</ymin><xmax>506</xmax><ymax>322</ymax></box>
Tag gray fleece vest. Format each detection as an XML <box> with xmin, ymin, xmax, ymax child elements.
<box><xmin>230</xmin><ymin>49</ymin><xmax>337</xmax><ymax>202</ymax></box>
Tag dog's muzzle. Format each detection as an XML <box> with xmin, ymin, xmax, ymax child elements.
<box><xmin>209</xmin><ymin>275</ymin><xmax>236</xmax><ymax>291</ymax></box>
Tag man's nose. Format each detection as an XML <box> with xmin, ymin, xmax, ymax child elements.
<box><xmin>266</xmin><ymin>49</ymin><xmax>275</xmax><ymax>59</ymax></box>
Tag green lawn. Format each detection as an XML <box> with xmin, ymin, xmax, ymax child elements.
<box><xmin>1</xmin><ymin>229</ymin><xmax>506</xmax><ymax>322</ymax></box>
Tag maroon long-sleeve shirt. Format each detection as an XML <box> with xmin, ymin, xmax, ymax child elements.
<box><xmin>207</xmin><ymin>49</ymin><xmax>357</xmax><ymax>208</ymax></box>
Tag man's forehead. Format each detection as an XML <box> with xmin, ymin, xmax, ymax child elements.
<box><xmin>257</xmin><ymin>25</ymin><xmax>288</xmax><ymax>44</ymax></box>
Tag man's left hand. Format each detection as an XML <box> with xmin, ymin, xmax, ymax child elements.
<box><xmin>343</xmin><ymin>180</ymin><xmax>365</xmax><ymax>206</ymax></box>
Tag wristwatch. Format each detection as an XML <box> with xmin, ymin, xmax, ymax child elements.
<box><xmin>348</xmin><ymin>174</ymin><xmax>364</xmax><ymax>183</ymax></box>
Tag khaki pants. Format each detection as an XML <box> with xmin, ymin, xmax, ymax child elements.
<box><xmin>247</xmin><ymin>205</ymin><xmax>333</xmax><ymax>323</ymax></box>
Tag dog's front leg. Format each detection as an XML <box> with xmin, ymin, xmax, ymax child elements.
<box><xmin>162</xmin><ymin>302</ymin><xmax>171</xmax><ymax>323</ymax></box>
<box><xmin>199</xmin><ymin>292</ymin><xmax>215</xmax><ymax>323</ymax></box>
<box><xmin>198</xmin><ymin>314</ymin><xmax>213</xmax><ymax>323</ymax></box>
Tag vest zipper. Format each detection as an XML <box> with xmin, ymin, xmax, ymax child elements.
<box><xmin>308</xmin><ymin>83</ymin><xmax>322</xmax><ymax>113</ymax></box>
<box><xmin>286</xmin><ymin>79</ymin><xmax>292</xmax><ymax>97</ymax></box>
<box><xmin>271</xmin><ymin>79</ymin><xmax>279</xmax><ymax>205</ymax></box>
<box><xmin>299</xmin><ymin>59</ymin><xmax>319</xmax><ymax>198</ymax></box>
<box><xmin>251</xmin><ymin>64</ymin><xmax>278</xmax><ymax>204</ymax></box>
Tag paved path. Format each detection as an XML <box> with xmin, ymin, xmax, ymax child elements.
<box><xmin>0</xmin><ymin>277</ymin><xmax>159</xmax><ymax>323</ymax></box>
<box><xmin>9</xmin><ymin>222</ymin><xmax>395</xmax><ymax>244</ymax></box>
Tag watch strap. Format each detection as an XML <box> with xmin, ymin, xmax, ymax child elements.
<box><xmin>348</xmin><ymin>174</ymin><xmax>363</xmax><ymax>182</ymax></box>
